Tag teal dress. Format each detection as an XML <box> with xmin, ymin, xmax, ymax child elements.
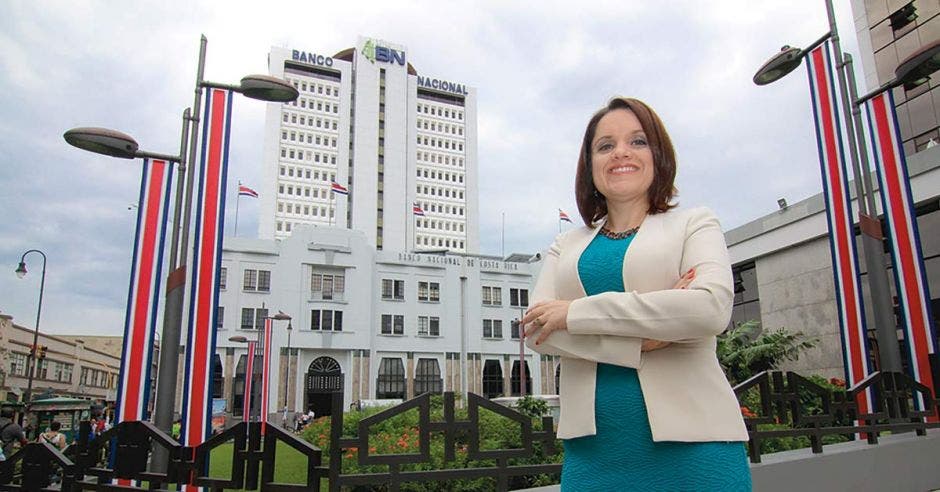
<box><xmin>561</xmin><ymin>233</ymin><xmax>752</xmax><ymax>491</ymax></box>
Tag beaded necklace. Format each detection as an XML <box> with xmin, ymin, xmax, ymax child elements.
<box><xmin>598</xmin><ymin>225</ymin><xmax>640</xmax><ymax>240</ymax></box>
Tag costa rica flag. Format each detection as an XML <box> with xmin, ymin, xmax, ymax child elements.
<box><xmin>413</xmin><ymin>202</ymin><xmax>426</xmax><ymax>217</ymax></box>
<box><xmin>330</xmin><ymin>181</ymin><xmax>349</xmax><ymax>195</ymax></box>
<box><xmin>238</xmin><ymin>184</ymin><xmax>258</xmax><ymax>198</ymax></box>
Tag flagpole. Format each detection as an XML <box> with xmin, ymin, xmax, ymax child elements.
<box><xmin>329</xmin><ymin>191</ymin><xmax>334</xmax><ymax>227</ymax></box>
<box><xmin>234</xmin><ymin>180</ymin><xmax>241</xmax><ymax>237</ymax></box>
<box><xmin>501</xmin><ymin>212</ymin><xmax>505</xmax><ymax>258</ymax></box>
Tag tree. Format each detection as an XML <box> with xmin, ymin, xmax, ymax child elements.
<box><xmin>717</xmin><ymin>320</ymin><xmax>818</xmax><ymax>385</ymax></box>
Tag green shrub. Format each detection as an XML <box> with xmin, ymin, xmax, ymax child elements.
<box><xmin>301</xmin><ymin>396</ymin><xmax>562</xmax><ymax>491</ymax></box>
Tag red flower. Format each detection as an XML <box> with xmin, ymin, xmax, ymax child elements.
<box><xmin>829</xmin><ymin>377</ymin><xmax>846</xmax><ymax>388</ymax></box>
<box><xmin>740</xmin><ymin>406</ymin><xmax>757</xmax><ymax>418</ymax></box>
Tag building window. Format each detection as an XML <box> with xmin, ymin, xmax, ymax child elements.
<box><xmin>241</xmin><ymin>308</ymin><xmax>254</xmax><ymax>330</ymax></box>
<box><xmin>414</xmin><ymin>358</ymin><xmax>443</xmax><ymax>395</ymax></box>
<box><xmin>510</xmin><ymin>288</ymin><xmax>529</xmax><ymax>307</ymax></box>
<box><xmin>311</xmin><ymin>309</ymin><xmax>344</xmax><ymax>331</ymax></box>
<box><xmin>9</xmin><ymin>352</ymin><xmax>27</xmax><ymax>376</ymax></box>
<box><xmin>381</xmin><ymin>314</ymin><xmax>405</xmax><ymax>335</ymax></box>
<box><xmin>255</xmin><ymin>308</ymin><xmax>268</xmax><ymax>329</ymax></box>
<box><xmin>482</xmin><ymin>286</ymin><xmax>502</xmax><ymax>306</ymax></box>
<box><xmin>417</xmin><ymin>316</ymin><xmax>440</xmax><ymax>336</ymax></box>
<box><xmin>511</xmin><ymin>320</ymin><xmax>521</xmax><ymax>340</ymax></box>
<box><xmin>52</xmin><ymin>361</ymin><xmax>73</xmax><ymax>383</ymax></box>
<box><xmin>482</xmin><ymin>360</ymin><xmax>503</xmax><ymax>399</ymax></box>
<box><xmin>730</xmin><ymin>262</ymin><xmax>761</xmax><ymax>328</ymax></box>
<box><xmin>79</xmin><ymin>368</ymin><xmax>114</xmax><ymax>389</ymax></box>
<box><xmin>243</xmin><ymin>269</ymin><xmax>272</xmax><ymax>292</ymax></box>
<box><xmin>219</xmin><ymin>267</ymin><xmax>227</xmax><ymax>290</ymax></box>
<box><xmin>257</xmin><ymin>270</ymin><xmax>270</xmax><ymax>292</ymax></box>
<box><xmin>417</xmin><ymin>281</ymin><xmax>440</xmax><ymax>302</ymax></box>
<box><xmin>217</xmin><ymin>306</ymin><xmax>224</xmax><ymax>330</ymax></box>
<box><xmin>382</xmin><ymin>279</ymin><xmax>405</xmax><ymax>300</ymax></box>
<box><xmin>376</xmin><ymin>358</ymin><xmax>405</xmax><ymax>399</ymax></box>
<box><xmin>312</xmin><ymin>273</ymin><xmax>346</xmax><ymax>301</ymax></box>
<box><xmin>483</xmin><ymin>319</ymin><xmax>503</xmax><ymax>339</ymax></box>
<box><xmin>240</xmin><ymin>307</ymin><xmax>268</xmax><ymax>330</ymax></box>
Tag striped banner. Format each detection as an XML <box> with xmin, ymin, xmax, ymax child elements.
<box><xmin>115</xmin><ymin>158</ymin><xmax>174</xmax><ymax>425</ymax></box>
<box><xmin>260</xmin><ymin>317</ymin><xmax>273</xmax><ymax>435</ymax></box>
<box><xmin>181</xmin><ymin>87</ymin><xmax>233</xmax><ymax>464</ymax></box>
<box><xmin>243</xmin><ymin>341</ymin><xmax>256</xmax><ymax>422</ymax></box>
<box><xmin>865</xmin><ymin>92</ymin><xmax>937</xmax><ymax>411</ymax></box>
<box><xmin>806</xmin><ymin>42</ymin><xmax>873</xmax><ymax>410</ymax></box>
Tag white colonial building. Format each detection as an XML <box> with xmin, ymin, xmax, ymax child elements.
<box><xmin>210</xmin><ymin>225</ymin><xmax>549</xmax><ymax>418</ymax></box>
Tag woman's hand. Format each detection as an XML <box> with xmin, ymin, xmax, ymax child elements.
<box><xmin>642</xmin><ymin>269</ymin><xmax>695</xmax><ymax>352</ymax></box>
<box><xmin>673</xmin><ymin>267</ymin><xmax>695</xmax><ymax>290</ymax></box>
<box><xmin>521</xmin><ymin>300</ymin><xmax>572</xmax><ymax>344</ymax></box>
<box><xmin>641</xmin><ymin>339</ymin><xmax>671</xmax><ymax>351</ymax></box>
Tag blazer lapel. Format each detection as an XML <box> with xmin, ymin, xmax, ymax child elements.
<box><xmin>622</xmin><ymin>212</ymin><xmax>669</xmax><ymax>294</ymax></box>
<box><xmin>557</xmin><ymin>224</ymin><xmax>603</xmax><ymax>300</ymax></box>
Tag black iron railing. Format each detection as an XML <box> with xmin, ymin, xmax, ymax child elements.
<box><xmin>0</xmin><ymin>419</ymin><xmax>321</xmax><ymax>491</ymax></box>
<box><xmin>326</xmin><ymin>391</ymin><xmax>561</xmax><ymax>492</ymax></box>
<box><xmin>1</xmin><ymin>370</ymin><xmax>937</xmax><ymax>491</ymax></box>
<box><xmin>733</xmin><ymin>370</ymin><xmax>940</xmax><ymax>463</ymax></box>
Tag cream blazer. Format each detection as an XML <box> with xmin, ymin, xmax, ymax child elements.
<box><xmin>526</xmin><ymin>207</ymin><xmax>749</xmax><ymax>442</ymax></box>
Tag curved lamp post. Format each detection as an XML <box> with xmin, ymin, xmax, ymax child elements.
<box><xmin>283</xmin><ymin>315</ymin><xmax>293</xmax><ymax>410</ymax></box>
<box><xmin>63</xmin><ymin>35</ymin><xmax>299</xmax><ymax>470</ymax></box>
<box><xmin>753</xmin><ymin>3</ymin><xmax>940</xmax><ymax>373</ymax></box>
<box><xmin>15</xmin><ymin>249</ymin><xmax>47</xmax><ymax>426</ymax></box>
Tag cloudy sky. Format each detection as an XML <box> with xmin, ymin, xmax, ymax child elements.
<box><xmin>0</xmin><ymin>0</ymin><xmax>866</xmax><ymax>336</ymax></box>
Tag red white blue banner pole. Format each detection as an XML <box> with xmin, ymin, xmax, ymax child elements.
<box><xmin>865</xmin><ymin>92</ymin><xmax>937</xmax><ymax>412</ymax></box>
<box><xmin>806</xmin><ymin>41</ymin><xmax>873</xmax><ymax>412</ymax></box>
<box><xmin>115</xmin><ymin>158</ymin><xmax>174</xmax><ymax>425</ymax></box>
<box><xmin>243</xmin><ymin>341</ymin><xmax>256</xmax><ymax>423</ymax></box>
<box><xmin>181</xmin><ymin>88</ymin><xmax>233</xmax><ymax>463</ymax></box>
<box><xmin>260</xmin><ymin>317</ymin><xmax>273</xmax><ymax>435</ymax></box>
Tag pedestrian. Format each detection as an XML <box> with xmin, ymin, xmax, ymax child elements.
<box><xmin>0</xmin><ymin>407</ymin><xmax>27</xmax><ymax>460</ymax></box>
<box><xmin>38</xmin><ymin>421</ymin><xmax>67</xmax><ymax>451</ymax></box>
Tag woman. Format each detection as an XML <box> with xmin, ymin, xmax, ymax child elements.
<box><xmin>522</xmin><ymin>97</ymin><xmax>751</xmax><ymax>490</ymax></box>
<box><xmin>38</xmin><ymin>421</ymin><xmax>67</xmax><ymax>450</ymax></box>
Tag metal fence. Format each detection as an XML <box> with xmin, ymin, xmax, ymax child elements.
<box><xmin>734</xmin><ymin>370</ymin><xmax>940</xmax><ymax>463</ymax></box>
<box><xmin>1</xmin><ymin>370</ymin><xmax>937</xmax><ymax>491</ymax></box>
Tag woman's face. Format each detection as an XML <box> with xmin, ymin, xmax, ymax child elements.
<box><xmin>590</xmin><ymin>109</ymin><xmax>655</xmax><ymax>208</ymax></box>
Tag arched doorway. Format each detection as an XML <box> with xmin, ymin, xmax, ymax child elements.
<box><xmin>510</xmin><ymin>360</ymin><xmax>531</xmax><ymax>396</ymax></box>
<box><xmin>554</xmin><ymin>363</ymin><xmax>561</xmax><ymax>395</ymax></box>
<box><xmin>305</xmin><ymin>356</ymin><xmax>343</xmax><ymax>418</ymax></box>
<box><xmin>482</xmin><ymin>360</ymin><xmax>503</xmax><ymax>398</ymax></box>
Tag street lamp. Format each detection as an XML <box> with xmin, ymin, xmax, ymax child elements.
<box><xmin>228</xmin><ymin>310</ymin><xmax>291</xmax><ymax>424</ymax></box>
<box><xmin>265</xmin><ymin>310</ymin><xmax>294</xmax><ymax>414</ymax></box>
<box><xmin>754</xmin><ymin>34</ymin><xmax>896</xmax><ymax>374</ymax></box>
<box><xmin>15</xmin><ymin>249</ymin><xmax>47</xmax><ymax>427</ymax></box>
<box><xmin>280</xmin><ymin>313</ymin><xmax>294</xmax><ymax>409</ymax></box>
<box><xmin>229</xmin><ymin>336</ymin><xmax>256</xmax><ymax>423</ymax></box>
<box><xmin>63</xmin><ymin>35</ymin><xmax>298</xmax><ymax>470</ymax></box>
